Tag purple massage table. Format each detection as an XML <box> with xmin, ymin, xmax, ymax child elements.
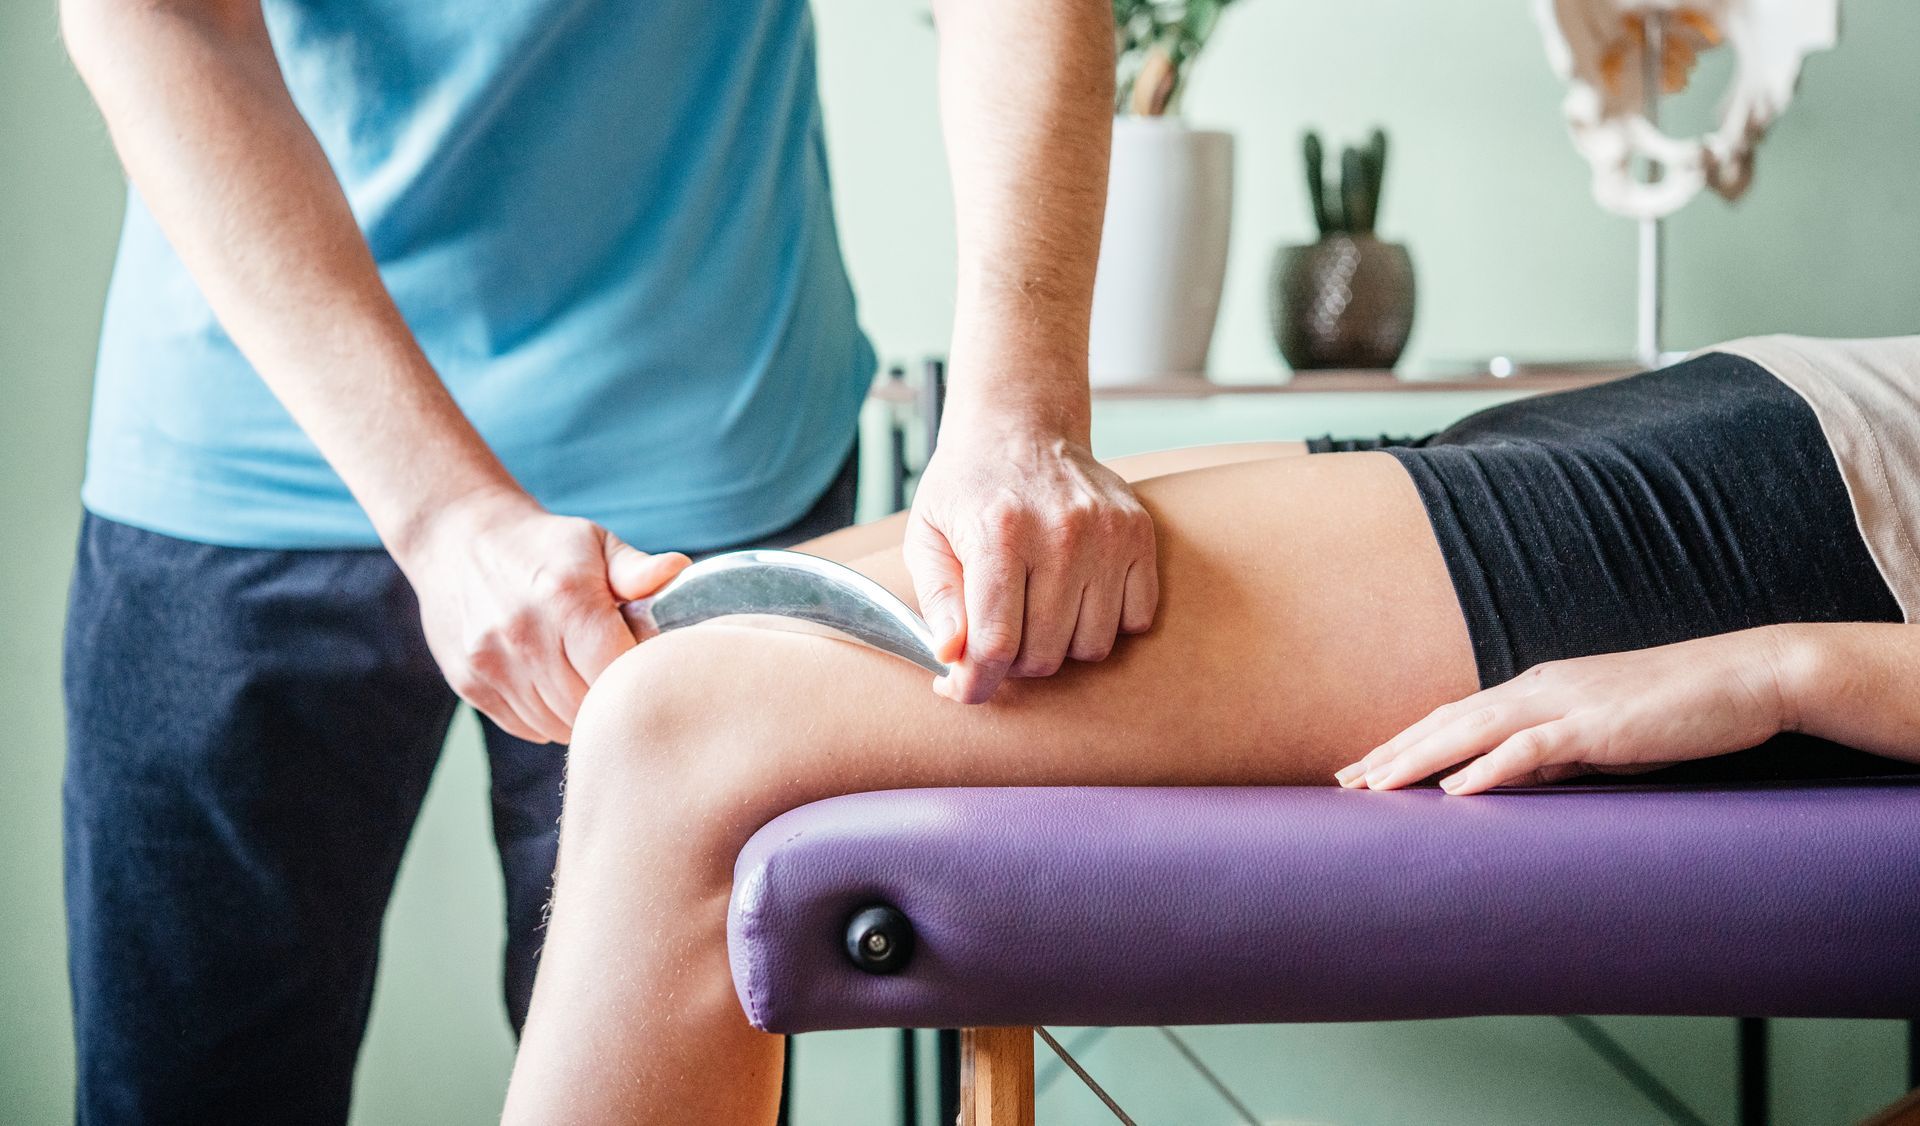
<box><xmin>730</xmin><ymin>780</ymin><xmax>1920</xmax><ymax>1124</ymax></box>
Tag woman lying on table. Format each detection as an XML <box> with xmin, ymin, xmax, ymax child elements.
<box><xmin>503</xmin><ymin>336</ymin><xmax>1920</xmax><ymax>1124</ymax></box>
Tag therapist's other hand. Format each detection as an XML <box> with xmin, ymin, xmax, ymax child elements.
<box><xmin>905</xmin><ymin>425</ymin><xmax>1158</xmax><ymax>704</ymax></box>
<box><xmin>1336</xmin><ymin>628</ymin><xmax>1794</xmax><ymax>794</ymax></box>
<box><xmin>398</xmin><ymin>489</ymin><xmax>690</xmax><ymax>745</ymax></box>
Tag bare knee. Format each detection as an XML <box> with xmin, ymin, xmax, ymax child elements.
<box><xmin>561</xmin><ymin>627</ymin><xmax>861</xmax><ymax>877</ymax></box>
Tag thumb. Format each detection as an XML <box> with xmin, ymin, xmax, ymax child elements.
<box><xmin>904</xmin><ymin>518</ymin><xmax>967</xmax><ymax>665</ymax></box>
<box><xmin>604</xmin><ymin>533</ymin><xmax>690</xmax><ymax>602</ymax></box>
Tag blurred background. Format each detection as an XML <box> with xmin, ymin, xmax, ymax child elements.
<box><xmin>4</xmin><ymin>0</ymin><xmax>1916</xmax><ymax>1122</ymax></box>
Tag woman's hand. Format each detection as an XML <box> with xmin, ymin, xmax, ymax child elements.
<box><xmin>1336</xmin><ymin>627</ymin><xmax>1798</xmax><ymax>795</ymax></box>
<box><xmin>397</xmin><ymin>487</ymin><xmax>690</xmax><ymax>745</ymax></box>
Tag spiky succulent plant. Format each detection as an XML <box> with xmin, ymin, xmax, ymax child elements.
<box><xmin>1303</xmin><ymin>128</ymin><xmax>1389</xmax><ymax>237</ymax></box>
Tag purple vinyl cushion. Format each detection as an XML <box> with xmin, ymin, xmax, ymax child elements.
<box><xmin>727</xmin><ymin>783</ymin><xmax>1920</xmax><ymax>1033</ymax></box>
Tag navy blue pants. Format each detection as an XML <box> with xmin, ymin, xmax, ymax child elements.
<box><xmin>63</xmin><ymin>457</ymin><xmax>856</xmax><ymax>1125</ymax></box>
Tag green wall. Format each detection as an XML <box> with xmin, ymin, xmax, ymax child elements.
<box><xmin>817</xmin><ymin>0</ymin><xmax>1920</xmax><ymax>373</ymax></box>
<box><xmin>4</xmin><ymin>0</ymin><xmax>1914</xmax><ymax>1122</ymax></box>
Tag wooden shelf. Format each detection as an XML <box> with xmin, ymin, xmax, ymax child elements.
<box><xmin>1088</xmin><ymin>367</ymin><xmax>1635</xmax><ymax>398</ymax></box>
<box><xmin>869</xmin><ymin>365</ymin><xmax>1636</xmax><ymax>404</ymax></box>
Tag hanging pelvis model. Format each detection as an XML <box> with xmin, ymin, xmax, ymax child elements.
<box><xmin>1534</xmin><ymin>0</ymin><xmax>1838</xmax><ymax>219</ymax></box>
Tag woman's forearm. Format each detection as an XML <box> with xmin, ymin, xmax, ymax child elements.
<box><xmin>1343</xmin><ymin>619</ymin><xmax>1920</xmax><ymax>794</ymax></box>
<box><xmin>1774</xmin><ymin>622</ymin><xmax>1920</xmax><ymax>763</ymax></box>
<box><xmin>60</xmin><ymin>0</ymin><xmax>529</xmax><ymax>556</ymax></box>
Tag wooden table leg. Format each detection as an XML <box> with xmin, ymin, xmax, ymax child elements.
<box><xmin>960</xmin><ymin>1027</ymin><xmax>1035</xmax><ymax>1126</ymax></box>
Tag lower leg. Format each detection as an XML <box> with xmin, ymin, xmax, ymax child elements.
<box><xmin>505</xmin><ymin>451</ymin><xmax>1472</xmax><ymax>1123</ymax></box>
<box><xmin>481</xmin><ymin>721</ymin><xmax>570</xmax><ymax>1034</ymax></box>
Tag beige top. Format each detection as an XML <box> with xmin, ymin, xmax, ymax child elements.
<box><xmin>1707</xmin><ymin>335</ymin><xmax>1920</xmax><ymax>623</ymax></box>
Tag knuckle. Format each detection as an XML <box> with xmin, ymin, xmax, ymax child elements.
<box><xmin>501</xmin><ymin>606</ymin><xmax>542</xmax><ymax>645</ymax></box>
<box><xmin>1086</xmin><ymin>505</ymin><xmax>1126</xmax><ymax>545</ymax></box>
<box><xmin>1051</xmin><ymin>515</ymin><xmax>1084</xmax><ymax>554</ymax></box>
<box><xmin>1069</xmin><ymin>637</ymin><xmax>1114</xmax><ymax>663</ymax></box>
<box><xmin>969</xmin><ymin>631</ymin><xmax>1020</xmax><ymax>669</ymax></box>
<box><xmin>981</xmin><ymin>502</ymin><xmax>1025</xmax><ymax>542</ymax></box>
<box><xmin>529</xmin><ymin>567</ymin><xmax>575</xmax><ymax>603</ymax></box>
<box><xmin>1509</xmin><ymin>728</ymin><xmax>1554</xmax><ymax>764</ymax></box>
<box><xmin>465</xmin><ymin>634</ymin><xmax>508</xmax><ymax>675</ymax></box>
<box><xmin>1129</xmin><ymin>527</ymin><xmax>1159</xmax><ymax>562</ymax></box>
<box><xmin>1010</xmin><ymin>650</ymin><xmax>1064</xmax><ymax>678</ymax></box>
<box><xmin>1061</xmin><ymin>496</ymin><xmax>1100</xmax><ymax>529</ymax></box>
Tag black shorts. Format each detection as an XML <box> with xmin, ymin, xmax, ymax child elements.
<box><xmin>1310</xmin><ymin>351</ymin><xmax>1910</xmax><ymax>781</ymax></box>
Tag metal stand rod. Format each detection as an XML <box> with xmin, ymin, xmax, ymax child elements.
<box><xmin>1738</xmin><ymin>1017</ymin><xmax>1771</xmax><ymax>1126</ymax></box>
<box><xmin>1560</xmin><ymin>1016</ymin><xmax>1709</xmax><ymax>1126</ymax></box>
<box><xmin>920</xmin><ymin>358</ymin><xmax>947</xmax><ymax>465</ymax></box>
<box><xmin>939</xmin><ymin>1028</ymin><xmax>962</xmax><ymax>1124</ymax></box>
<box><xmin>886</xmin><ymin>365</ymin><xmax>910</xmax><ymax>513</ymax></box>
<box><xmin>1155</xmin><ymin>1028</ymin><xmax>1261</xmax><ymax>1126</ymax></box>
<box><xmin>777</xmin><ymin>1036</ymin><xmax>793</xmax><ymax>1125</ymax></box>
<box><xmin>1036</xmin><ymin>1027</ymin><xmax>1135</xmax><ymax>1125</ymax></box>
<box><xmin>899</xmin><ymin>1029</ymin><xmax>919</xmax><ymax>1126</ymax></box>
<box><xmin>1636</xmin><ymin>15</ymin><xmax>1665</xmax><ymax>369</ymax></box>
<box><xmin>1636</xmin><ymin>217</ymin><xmax>1663</xmax><ymax>367</ymax></box>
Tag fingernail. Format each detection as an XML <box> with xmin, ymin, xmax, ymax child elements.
<box><xmin>1334</xmin><ymin>765</ymin><xmax>1362</xmax><ymax>786</ymax></box>
<box><xmin>928</xmin><ymin>611</ymin><xmax>958</xmax><ymax>649</ymax></box>
<box><xmin>1363</xmin><ymin>770</ymin><xmax>1389</xmax><ymax>789</ymax></box>
<box><xmin>1440</xmin><ymin>775</ymin><xmax>1464</xmax><ymax>794</ymax></box>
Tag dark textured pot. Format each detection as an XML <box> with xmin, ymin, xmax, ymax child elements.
<box><xmin>1269</xmin><ymin>235</ymin><xmax>1416</xmax><ymax>371</ymax></box>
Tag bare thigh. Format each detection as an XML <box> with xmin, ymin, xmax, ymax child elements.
<box><xmin>581</xmin><ymin>448</ymin><xmax>1475</xmax><ymax>806</ymax></box>
<box><xmin>509</xmin><ymin>449</ymin><xmax>1479</xmax><ymax>1125</ymax></box>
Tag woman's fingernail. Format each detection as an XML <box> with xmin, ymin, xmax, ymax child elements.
<box><xmin>1364</xmin><ymin>770</ymin><xmax>1389</xmax><ymax>789</ymax></box>
<box><xmin>1334</xmin><ymin>765</ymin><xmax>1360</xmax><ymax>785</ymax></box>
<box><xmin>1440</xmin><ymin>775</ymin><xmax>1464</xmax><ymax>794</ymax></box>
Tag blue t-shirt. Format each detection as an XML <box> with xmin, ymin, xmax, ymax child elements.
<box><xmin>82</xmin><ymin>0</ymin><xmax>874</xmax><ymax>552</ymax></box>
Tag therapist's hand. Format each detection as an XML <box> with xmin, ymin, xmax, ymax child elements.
<box><xmin>397</xmin><ymin>488</ymin><xmax>690</xmax><ymax>744</ymax></box>
<box><xmin>1335</xmin><ymin>628</ymin><xmax>1796</xmax><ymax>794</ymax></box>
<box><xmin>905</xmin><ymin>421</ymin><xmax>1158</xmax><ymax>704</ymax></box>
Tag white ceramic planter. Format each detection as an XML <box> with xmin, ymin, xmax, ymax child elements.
<box><xmin>1087</xmin><ymin>116</ymin><xmax>1234</xmax><ymax>386</ymax></box>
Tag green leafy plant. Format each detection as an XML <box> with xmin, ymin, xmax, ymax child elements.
<box><xmin>1303</xmin><ymin>128</ymin><xmax>1388</xmax><ymax>237</ymax></box>
<box><xmin>1113</xmin><ymin>0</ymin><xmax>1237</xmax><ymax>116</ymax></box>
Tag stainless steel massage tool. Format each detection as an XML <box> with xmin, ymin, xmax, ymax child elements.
<box><xmin>620</xmin><ymin>549</ymin><xmax>950</xmax><ymax>675</ymax></box>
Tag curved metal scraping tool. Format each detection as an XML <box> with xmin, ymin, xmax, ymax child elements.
<box><xmin>621</xmin><ymin>549</ymin><xmax>950</xmax><ymax>676</ymax></box>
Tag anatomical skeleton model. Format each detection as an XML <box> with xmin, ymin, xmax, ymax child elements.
<box><xmin>1535</xmin><ymin>0</ymin><xmax>1839</xmax><ymax>220</ymax></box>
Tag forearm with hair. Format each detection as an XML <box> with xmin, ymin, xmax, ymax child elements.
<box><xmin>930</xmin><ymin>0</ymin><xmax>1114</xmax><ymax>440</ymax></box>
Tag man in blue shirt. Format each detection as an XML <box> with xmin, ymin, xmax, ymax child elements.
<box><xmin>59</xmin><ymin>0</ymin><xmax>1155</xmax><ymax>1118</ymax></box>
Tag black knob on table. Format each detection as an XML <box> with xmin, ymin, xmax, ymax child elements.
<box><xmin>844</xmin><ymin>904</ymin><xmax>915</xmax><ymax>975</ymax></box>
